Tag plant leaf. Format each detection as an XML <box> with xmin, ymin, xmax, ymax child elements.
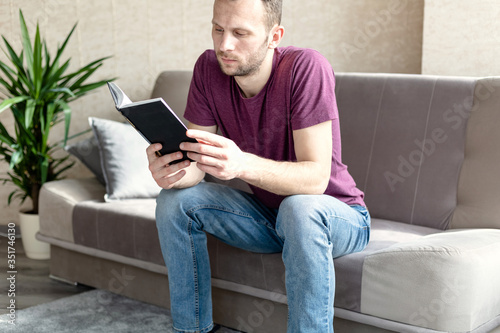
<box><xmin>0</xmin><ymin>121</ymin><xmax>15</xmax><ymax>146</ymax></box>
<box><xmin>42</xmin><ymin>102</ymin><xmax>56</xmax><ymax>152</ymax></box>
<box><xmin>55</xmin><ymin>99</ymin><xmax>72</xmax><ymax>146</ymax></box>
<box><xmin>52</xmin><ymin>158</ymin><xmax>74</xmax><ymax>179</ymax></box>
<box><xmin>48</xmin><ymin>87</ymin><xmax>75</xmax><ymax>97</ymax></box>
<box><xmin>43</xmin><ymin>40</ymin><xmax>51</xmax><ymax>79</ymax></box>
<box><xmin>68</xmin><ymin>63</ymin><xmax>102</xmax><ymax>90</ymax></box>
<box><xmin>60</xmin><ymin>56</ymin><xmax>112</xmax><ymax>86</ymax></box>
<box><xmin>2</xmin><ymin>39</ymin><xmax>32</xmax><ymax>94</ymax></box>
<box><xmin>0</xmin><ymin>77</ymin><xmax>14</xmax><ymax>95</ymax></box>
<box><xmin>7</xmin><ymin>191</ymin><xmax>17</xmax><ymax>205</ymax></box>
<box><xmin>24</xmin><ymin>98</ymin><xmax>36</xmax><ymax>129</ymax></box>
<box><xmin>53</xmin><ymin>162</ymin><xmax>75</xmax><ymax>179</ymax></box>
<box><xmin>42</xmin><ymin>59</ymin><xmax>70</xmax><ymax>94</ymax></box>
<box><xmin>9</xmin><ymin>149</ymin><xmax>23</xmax><ymax>169</ymax></box>
<box><xmin>56</xmin><ymin>127</ymin><xmax>92</xmax><ymax>146</ymax></box>
<box><xmin>33</xmin><ymin>23</ymin><xmax>43</xmax><ymax>98</ymax></box>
<box><xmin>0</xmin><ymin>61</ymin><xmax>17</xmax><ymax>92</ymax></box>
<box><xmin>49</xmin><ymin>23</ymin><xmax>77</xmax><ymax>76</ymax></box>
<box><xmin>6</xmin><ymin>172</ymin><xmax>24</xmax><ymax>188</ymax></box>
<box><xmin>0</xmin><ymin>96</ymin><xmax>29</xmax><ymax>114</ymax></box>
<box><xmin>72</xmin><ymin>80</ymin><xmax>110</xmax><ymax>98</ymax></box>
<box><xmin>19</xmin><ymin>10</ymin><xmax>34</xmax><ymax>83</ymax></box>
<box><xmin>40</xmin><ymin>156</ymin><xmax>49</xmax><ymax>184</ymax></box>
<box><xmin>2</xmin><ymin>37</ymin><xmax>26</xmax><ymax>75</ymax></box>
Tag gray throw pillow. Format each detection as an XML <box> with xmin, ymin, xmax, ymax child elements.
<box><xmin>89</xmin><ymin>117</ymin><xmax>161</xmax><ymax>201</ymax></box>
<box><xmin>65</xmin><ymin>136</ymin><xmax>106</xmax><ymax>185</ymax></box>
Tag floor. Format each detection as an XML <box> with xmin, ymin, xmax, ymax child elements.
<box><xmin>0</xmin><ymin>226</ymin><xmax>92</xmax><ymax>315</ymax></box>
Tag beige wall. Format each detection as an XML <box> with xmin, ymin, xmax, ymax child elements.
<box><xmin>422</xmin><ymin>0</ymin><xmax>500</xmax><ymax>76</ymax></box>
<box><xmin>0</xmin><ymin>0</ymin><xmax>424</xmax><ymax>225</ymax></box>
<box><xmin>283</xmin><ymin>0</ymin><xmax>424</xmax><ymax>73</ymax></box>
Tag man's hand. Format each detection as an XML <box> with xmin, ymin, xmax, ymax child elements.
<box><xmin>146</xmin><ymin>123</ymin><xmax>217</xmax><ymax>190</ymax></box>
<box><xmin>146</xmin><ymin>144</ymin><xmax>192</xmax><ymax>189</ymax></box>
<box><xmin>181</xmin><ymin>129</ymin><xmax>248</xmax><ymax>181</ymax></box>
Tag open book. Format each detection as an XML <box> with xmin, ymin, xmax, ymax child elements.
<box><xmin>107</xmin><ymin>82</ymin><xmax>196</xmax><ymax>162</ymax></box>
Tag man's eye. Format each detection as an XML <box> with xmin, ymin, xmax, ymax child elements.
<box><xmin>234</xmin><ymin>31</ymin><xmax>246</xmax><ymax>37</ymax></box>
<box><xmin>215</xmin><ymin>28</ymin><xmax>223</xmax><ymax>33</ymax></box>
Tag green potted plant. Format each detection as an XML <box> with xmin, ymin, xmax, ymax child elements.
<box><xmin>0</xmin><ymin>10</ymin><xmax>113</xmax><ymax>259</ymax></box>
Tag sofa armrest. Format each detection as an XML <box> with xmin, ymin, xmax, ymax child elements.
<box><xmin>39</xmin><ymin>178</ymin><xmax>106</xmax><ymax>243</ymax></box>
<box><xmin>361</xmin><ymin>229</ymin><xmax>500</xmax><ymax>332</ymax></box>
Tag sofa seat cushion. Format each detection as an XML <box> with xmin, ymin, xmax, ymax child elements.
<box><xmin>361</xmin><ymin>229</ymin><xmax>500</xmax><ymax>332</ymax></box>
<box><xmin>72</xmin><ymin>199</ymin><xmax>163</xmax><ymax>265</ymax></box>
<box><xmin>207</xmin><ymin>218</ymin><xmax>441</xmax><ymax>312</ymax></box>
<box><xmin>39</xmin><ymin>178</ymin><xmax>106</xmax><ymax>243</ymax></box>
<box><xmin>334</xmin><ymin>219</ymin><xmax>439</xmax><ymax>312</ymax></box>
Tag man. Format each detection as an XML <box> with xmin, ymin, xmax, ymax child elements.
<box><xmin>147</xmin><ymin>0</ymin><xmax>370</xmax><ymax>332</ymax></box>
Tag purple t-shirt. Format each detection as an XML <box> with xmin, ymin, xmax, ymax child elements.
<box><xmin>184</xmin><ymin>46</ymin><xmax>365</xmax><ymax>209</ymax></box>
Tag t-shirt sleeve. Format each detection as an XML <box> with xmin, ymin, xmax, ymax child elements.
<box><xmin>184</xmin><ymin>51</ymin><xmax>218</xmax><ymax>127</ymax></box>
<box><xmin>289</xmin><ymin>49</ymin><xmax>339</xmax><ymax>130</ymax></box>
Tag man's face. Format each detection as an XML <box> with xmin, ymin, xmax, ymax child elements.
<box><xmin>212</xmin><ymin>0</ymin><xmax>271</xmax><ymax>77</ymax></box>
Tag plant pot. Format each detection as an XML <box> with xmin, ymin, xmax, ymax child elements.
<box><xmin>19</xmin><ymin>212</ymin><xmax>50</xmax><ymax>260</ymax></box>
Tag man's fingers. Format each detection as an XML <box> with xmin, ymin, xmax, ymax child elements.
<box><xmin>181</xmin><ymin>141</ymin><xmax>226</xmax><ymax>160</ymax></box>
<box><xmin>186</xmin><ymin>129</ymin><xmax>227</xmax><ymax>147</ymax></box>
<box><xmin>146</xmin><ymin>143</ymin><xmax>162</xmax><ymax>159</ymax></box>
<box><xmin>152</xmin><ymin>159</ymin><xmax>190</xmax><ymax>176</ymax></box>
<box><xmin>147</xmin><ymin>144</ymin><xmax>185</xmax><ymax>165</ymax></box>
<box><xmin>156</xmin><ymin>168</ymin><xmax>187</xmax><ymax>189</ymax></box>
<box><xmin>187</xmin><ymin>151</ymin><xmax>222</xmax><ymax>167</ymax></box>
<box><xmin>181</xmin><ymin>131</ymin><xmax>233</xmax><ymax>159</ymax></box>
<box><xmin>150</xmin><ymin>156</ymin><xmax>190</xmax><ymax>189</ymax></box>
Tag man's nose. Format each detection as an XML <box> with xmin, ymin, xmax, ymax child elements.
<box><xmin>219</xmin><ymin>33</ymin><xmax>236</xmax><ymax>52</ymax></box>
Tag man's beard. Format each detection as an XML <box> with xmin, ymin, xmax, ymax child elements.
<box><xmin>217</xmin><ymin>40</ymin><xmax>269</xmax><ymax>77</ymax></box>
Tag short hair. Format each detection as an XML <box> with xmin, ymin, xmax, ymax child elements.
<box><xmin>261</xmin><ymin>0</ymin><xmax>282</xmax><ymax>31</ymax></box>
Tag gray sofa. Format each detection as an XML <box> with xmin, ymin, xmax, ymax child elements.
<box><xmin>38</xmin><ymin>70</ymin><xmax>500</xmax><ymax>333</ymax></box>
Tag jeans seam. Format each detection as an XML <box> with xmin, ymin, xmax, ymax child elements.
<box><xmin>327</xmin><ymin>213</ymin><xmax>368</xmax><ymax>230</ymax></box>
<box><xmin>319</xmin><ymin>226</ymin><xmax>332</xmax><ymax>331</ymax></box>
<box><xmin>187</xmin><ymin>218</ymin><xmax>200</xmax><ymax>330</ymax></box>
<box><xmin>173</xmin><ymin>322</ymin><xmax>213</xmax><ymax>333</ymax></box>
<box><xmin>325</xmin><ymin>245</ymin><xmax>332</xmax><ymax>330</ymax></box>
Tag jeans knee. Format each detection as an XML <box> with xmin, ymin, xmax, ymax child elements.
<box><xmin>155</xmin><ymin>187</ymin><xmax>196</xmax><ymax>231</ymax></box>
<box><xmin>155</xmin><ymin>183</ymin><xmax>218</xmax><ymax>231</ymax></box>
<box><xmin>156</xmin><ymin>189</ymin><xmax>177</xmax><ymax>230</ymax></box>
<box><xmin>279</xmin><ymin>195</ymin><xmax>312</xmax><ymax>215</ymax></box>
<box><xmin>156</xmin><ymin>189</ymin><xmax>173</xmax><ymax>212</ymax></box>
<box><xmin>276</xmin><ymin>196</ymin><xmax>324</xmax><ymax>239</ymax></box>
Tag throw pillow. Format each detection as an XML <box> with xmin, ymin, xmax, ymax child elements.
<box><xmin>65</xmin><ymin>136</ymin><xmax>106</xmax><ymax>185</ymax></box>
<box><xmin>89</xmin><ymin>117</ymin><xmax>161</xmax><ymax>201</ymax></box>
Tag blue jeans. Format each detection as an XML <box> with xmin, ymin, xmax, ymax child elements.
<box><xmin>155</xmin><ymin>182</ymin><xmax>370</xmax><ymax>333</ymax></box>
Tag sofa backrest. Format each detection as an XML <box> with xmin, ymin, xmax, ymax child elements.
<box><xmin>336</xmin><ymin>73</ymin><xmax>500</xmax><ymax>230</ymax></box>
<box><xmin>152</xmin><ymin>70</ymin><xmax>500</xmax><ymax>230</ymax></box>
<box><xmin>151</xmin><ymin>70</ymin><xmax>193</xmax><ymax>125</ymax></box>
<box><xmin>452</xmin><ymin>78</ymin><xmax>500</xmax><ymax>229</ymax></box>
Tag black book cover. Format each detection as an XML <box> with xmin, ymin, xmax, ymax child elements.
<box><xmin>107</xmin><ymin>82</ymin><xmax>196</xmax><ymax>162</ymax></box>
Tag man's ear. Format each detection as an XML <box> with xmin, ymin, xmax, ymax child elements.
<box><xmin>268</xmin><ymin>24</ymin><xmax>285</xmax><ymax>49</ymax></box>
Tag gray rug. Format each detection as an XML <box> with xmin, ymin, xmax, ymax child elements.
<box><xmin>0</xmin><ymin>289</ymin><xmax>240</xmax><ymax>332</ymax></box>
